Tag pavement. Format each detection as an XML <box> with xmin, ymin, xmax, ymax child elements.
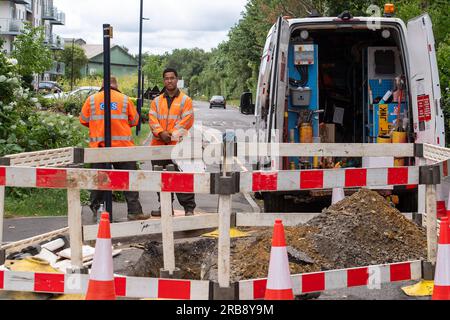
<box><xmin>1</xmin><ymin>100</ymin><xmax>429</xmax><ymax>300</ymax></box>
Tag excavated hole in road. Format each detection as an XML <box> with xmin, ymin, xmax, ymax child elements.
<box><xmin>127</xmin><ymin>189</ymin><xmax>427</xmax><ymax>282</ymax></box>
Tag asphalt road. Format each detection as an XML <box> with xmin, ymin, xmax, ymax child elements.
<box><xmin>2</xmin><ymin>100</ymin><xmax>429</xmax><ymax>300</ymax></box>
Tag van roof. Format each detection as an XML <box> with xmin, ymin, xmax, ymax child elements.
<box><xmin>287</xmin><ymin>16</ymin><xmax>406</xmax><ymax>27</ymax></box>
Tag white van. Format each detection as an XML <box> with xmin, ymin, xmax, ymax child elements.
<box><xmin>240</xmin><ymin>7</ymin><xmax>444</xmax><ymax>213</ymax></box>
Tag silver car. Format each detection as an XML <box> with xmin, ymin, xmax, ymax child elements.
<box><xmin>209</xmin><ymin>95</ymin><xmax>226</xmax><ymax>109</ymax></box>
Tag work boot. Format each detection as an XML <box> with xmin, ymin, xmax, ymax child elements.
<box><xmin>127</xmin><ymin>213</ymin><xmax>151</xmax><ymax>221</ymax></box>
<box><xmin>151</xmin><ymin>209</ymin><xmax>174</xmax><ymax>217</ymax></box>
<box><xmin>185</xmin><ymin>210</ymin><xmax>194</xmax><ymax>216</ymax></box>
<box><xmin>151</xmin><ymin>210</ymin><xmax>161</xmax><ymax>217</ymax></box>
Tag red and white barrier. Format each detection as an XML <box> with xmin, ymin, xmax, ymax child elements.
<box><xmin>0</xmin><ymin>260</ymin><xmax>422</xmax><ymax>300</ymax></box>
<box><xmin>0</xmin><ymin>271</ymin><xmax>210</xmax><ymax>300</ymax></box>
<box><xmin>0</xmin><ymin>166</ymin><xmax>210</xmax><ymax>194</ymax></box>
<box><xmin>239</xmin><ymin>260</ymin><xmax>422</xmax><ymax>300</ymax></box>
<box><xmin>240</xmin><ymin>167</ymin><xmax>419</xmax><ymax>192</ymax></box>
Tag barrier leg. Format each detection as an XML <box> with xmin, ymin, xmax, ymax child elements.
<box><xmin>218</xmin><ymin>194</ymin><xmax>232</xmax><ymax>287</ymax></box>
<box><xmin>417</xmin><ymin>185</ymin><xmax>426</xmax><ymax>226</ymax></box>
<box><xmin>67</xmin><ymin>188</ymin><xmax>83</xmax><ymax>270</ymax></box>
<box><xmin>218</xmin><ymin>134</ymin><xmax>234</xmax><ymax>289</ymax></box>
<box><xmin>0</xmin><ymin>186</ymin><xmax>5</xmax><ymax>264</ymax></box>
<box><xmin>426</xmin><ymin>184</ymin><xmax>438</xmax><ymax>265</ymax></box>
<box><xmin>160</xmin><ymin>191</ymin><xmax>179</xmax><ymax>277</ymax></box>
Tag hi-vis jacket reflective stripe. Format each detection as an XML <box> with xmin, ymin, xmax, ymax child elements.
<box><xmin>148</xmin><ymin>91</ymin><xmax>194</xmax><ymax>146</ymax></box>
<box><xmin>79</xmin><ymin>90</ymin><xmax>139</xmax><ymax>148</ymax></box>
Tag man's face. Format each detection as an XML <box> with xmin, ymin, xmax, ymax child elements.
<box><xmin>163</xmin><ymin>72</ymin><xmax>178</xmax><ymax>91</ymax></box>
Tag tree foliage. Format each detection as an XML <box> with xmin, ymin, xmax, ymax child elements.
<box><xmin>56</xmin><ymin>43</ymin><xmax>88</xmax><ymax>81</ymax></box>
<box><xmin>11</xmin><ymin>23</ymin><xmax>52</xmax><ymax>79</ymax></box>
<box><xmin>140</xmin><ymin>0</ymin><xmax>449</xmax><ymax>125</ymax></box>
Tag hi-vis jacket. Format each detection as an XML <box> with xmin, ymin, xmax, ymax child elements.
<box><xmin>79</xmin><ymin>89</ymin><xmax>139</xmax><ymax>148</ymax></box>
<box><xmin>149</xmin><ymin>91</ymin><xmax>194</xmax><ymax>146</ymax></box>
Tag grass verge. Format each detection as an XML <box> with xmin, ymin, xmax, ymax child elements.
<box><xmin>133</xmin><ymin>123</ymin><xmax>150</xmax><ymax>146</ymax></box>
<box><xmin>5</xmin><ymin>188</ymin><xmax>90</xmax><ymax>218</ymax></box>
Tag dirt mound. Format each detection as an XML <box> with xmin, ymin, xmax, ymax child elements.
<box><xmin>130</xmin><ymin>189</ymin><xmax>427</xmax><ymax>282</ymax></box>
<box><xmin>307</xmin><ymin>189</ymin><xmax>427</xmax><ymax>269</ymax></box>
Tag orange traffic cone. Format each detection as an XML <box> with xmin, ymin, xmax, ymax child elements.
<box><xmin>265</xmin><ymin>219</ymin><xmax>294</xmax><ymax>300</ymax></box>
<box><xmin>85</xmin><ymin>212</ymin><xmax>116</xmax><ymax>300</ymax></box>
<box><xmin>432</xmin><ymin>216</ymin><xmax>450</xmax><ymax>300</ymax></box>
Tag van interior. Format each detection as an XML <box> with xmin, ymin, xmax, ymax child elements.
<box><xmin>286</xmin><ymin>25</ymin><xmax>411</xmax><ymax>170</ymax></box>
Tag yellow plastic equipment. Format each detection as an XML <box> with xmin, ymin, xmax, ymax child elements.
<box><xmin>401</xmin><ymin>280</ymin><xmax>434</xmax><ymax>297</ymax></box>
<box><xmin>201</xmin><ymin>228</ymin><xmax>249</xmax><ymax>238</ymax></box>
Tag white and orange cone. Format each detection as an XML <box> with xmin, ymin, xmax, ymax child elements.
<box><xmin>264</xmin><ymin>219</ymin><xmax>294</xmax><ymax>300</ymax></box>
<box><xmin>432</xmin><ymin>216</ymin><xmax>450</xmax><ymax>300</ymax></box>
<box><xmin>85</xmin><ymin>212</ymin><xmax>116</xmax><ymax>300</ymax></box>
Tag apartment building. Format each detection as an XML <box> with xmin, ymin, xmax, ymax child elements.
<box><xmin>0</xmin><ymin>0</ymin><xmax>65</xmax><ymax>79</ymax></box>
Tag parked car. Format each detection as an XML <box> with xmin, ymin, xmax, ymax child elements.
<box><xmin>209</xmin><ymin>95</ymin><xmax>226</xmax><ymax>109</ymax></box>
<box><xmin>36</xmin><ymin>81</ymin><xmax>63</xmax><ymax>95</ymax></box>
<box><xmin>43</xmin><ymin>86</ymin><xmax>101</xmax><ymax>100</ymax></box>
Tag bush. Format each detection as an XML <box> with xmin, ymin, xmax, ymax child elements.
<box><xmin>41</xmin><ymin>95</ymin><xmax>86</xmax><ymax>116</ymax></box>
<box><xmin>0</xmin><ymin>47</ymin><xmax>89</xmax><ymax>156</ymax></box>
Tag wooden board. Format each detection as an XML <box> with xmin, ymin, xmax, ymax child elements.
<box><xmin>83</xmin><ymin>145</ymin><xmax>204</xmax><ymax>163</ymax></box>
<box><xmin>83</xmin><ymin>213</ymin><xmax>219</xmax><ymax>241</ymax></box>
<box><xmin>3</xmin><ymin>147</ymin><xmax>74</xmax><ymax>167</ymax></box>
<box><xmin>239</xmin><ymin>143</ymin><xmax>415</xmax><ymax>157</ymax></box>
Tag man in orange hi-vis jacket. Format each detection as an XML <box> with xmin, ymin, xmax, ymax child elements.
<box><xmin>149</xmin><ymin>68</ymin><xmax>196</xmax><ymax>217</ymax></box>
<box><xmin>80</xmin><ymin>76</ymin><xmax>149</xmax><ymax>221</ymax></box>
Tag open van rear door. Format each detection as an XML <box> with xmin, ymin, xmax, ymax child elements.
<box><xmin>255</xmin><ymin>16</ymin><xmax>289</xmax><ymax>169</ymax></box>
<box><xmin>268</xmin><ymin>16</ymin><xmax>290</xmax><ymax>169</ymax></box>
<box><xmin>407</xmin><ymin>13</ymin><xmax>444</xmax><ymax>146</ymax></box>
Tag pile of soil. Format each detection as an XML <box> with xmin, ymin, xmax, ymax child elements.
<box><xmin>129</xmin><ymin>189</ymin><xmax>427</xmax><ymax>282</ymax></box>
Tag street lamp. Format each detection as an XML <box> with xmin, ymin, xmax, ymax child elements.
<box><xmin>136</xmin><ymin>0</ymin><xmax>149</xmax><ymax>135</ymax></box>
<box><xmin>70</xmin><ymin>38</ymin><xmax>74</xmax><ymax>91</ymax></box>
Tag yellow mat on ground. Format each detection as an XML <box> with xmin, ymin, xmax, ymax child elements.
<box><xmin>201</xmin><ymin>228</ymin><xmax>249</xmax><ymax>238</ymax></box>
<box><xmin>401</xmin><ymin>280</ymin><xmax>434</xmax><ymax>297</ymax></box>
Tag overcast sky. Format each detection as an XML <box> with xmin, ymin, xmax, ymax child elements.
<box><xmin>52</xmin><ymin>0</ymin><xmax>248</xmax><ymax>55</ymax></box>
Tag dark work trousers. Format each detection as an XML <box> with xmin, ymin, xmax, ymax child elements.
<box><xmin>89</xmin><ymin>162</ymin><xmax>143</xmax><ymax>215</ymax></box>
<box><xmin>151</xmin><ymin>159</ymin><xmax>196</xmax><ymax>212</ymax></box>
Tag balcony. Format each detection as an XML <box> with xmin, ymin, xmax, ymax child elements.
<box><xmin>0</xmin><ymin>18</ymin><xmax>24</xmax><ymax>35</ymax></box>
<box><xmin>46</xmin><ymin>61</ymin><xmax>65</xmax><ymax>75</ymax></box>
<box><xmin>50</xmin><ymin>10</ymin><xmax>65</xmax><ymax>25</ymax></box>
<box><xmin>50</xmin><ymin>34</ymin><xmax>64</xmax><ymax>50</ymax></box>
<box><xmin>42</xmin><ymin>5</ymin><xmax>57</xmax><ymax>21</ymax></box>
<box><xmin>11</xmin><ymin>0</ymin><xmax>31</xmax><ymax>4</ymax></box>
<box><xmin>25</xmin><ymin>2</ymin><xmax>32</xmax><ymax>13</ymax></box>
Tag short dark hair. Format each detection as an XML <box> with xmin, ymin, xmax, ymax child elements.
<box><xmin>163</xmin><ymin>68</ymin><xmax>178</xmax><ymax>78</ymax></box>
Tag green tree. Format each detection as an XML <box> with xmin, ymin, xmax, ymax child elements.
<box><xmin>56</xmin><ymin>43</ymin><xmax>88</xmax><ymax>81</ymax></box>
<box><xmin>11</xmin><ymin>23</ymin><xmax>52</xmax><ymax>83</ymax></box>
<box><xmin>143</xmin><ymin>55</ymin><xmax>165</xmax><ymax>88</ymax></box>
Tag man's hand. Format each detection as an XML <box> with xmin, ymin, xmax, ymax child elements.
<box><xmin>159</xmin><ymin>131</ymin><xmax>172</xmax><ymax>143</ymax></box>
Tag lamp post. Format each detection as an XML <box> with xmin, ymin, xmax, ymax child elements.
<box><xmin>70</xmin><ymin>38</ymin><xmax>74</xmax><ymax>91</ymax></box>
<box><xmin>136</xmin><ymin>0</ymin><xmax>149</xmax><ymax>135</ymax></box>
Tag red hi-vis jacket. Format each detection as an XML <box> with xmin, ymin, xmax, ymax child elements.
<box><xmin>148</xmin><ymin>91</ymin><xmax>194</xmax><ymax>146</ymax></box>
<box><xmin>79</xmin><ymin>90</ymin><xmax>139</xmax><ymax>148</ymax></box>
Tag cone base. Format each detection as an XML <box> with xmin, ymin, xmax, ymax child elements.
<box><xmin>264</xmin><ymin>288</ymin><xmax>294</xmax><ymax>300</ymax></box>
<box><xmin>86</xmin><ymin>280</ymin><xmax>116</xmax><ymax>300</ymax></box>
<box><xmin>432</xmin><ymin>285</ymin><xmax>450</xmax><ymax>300</ymax></box>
